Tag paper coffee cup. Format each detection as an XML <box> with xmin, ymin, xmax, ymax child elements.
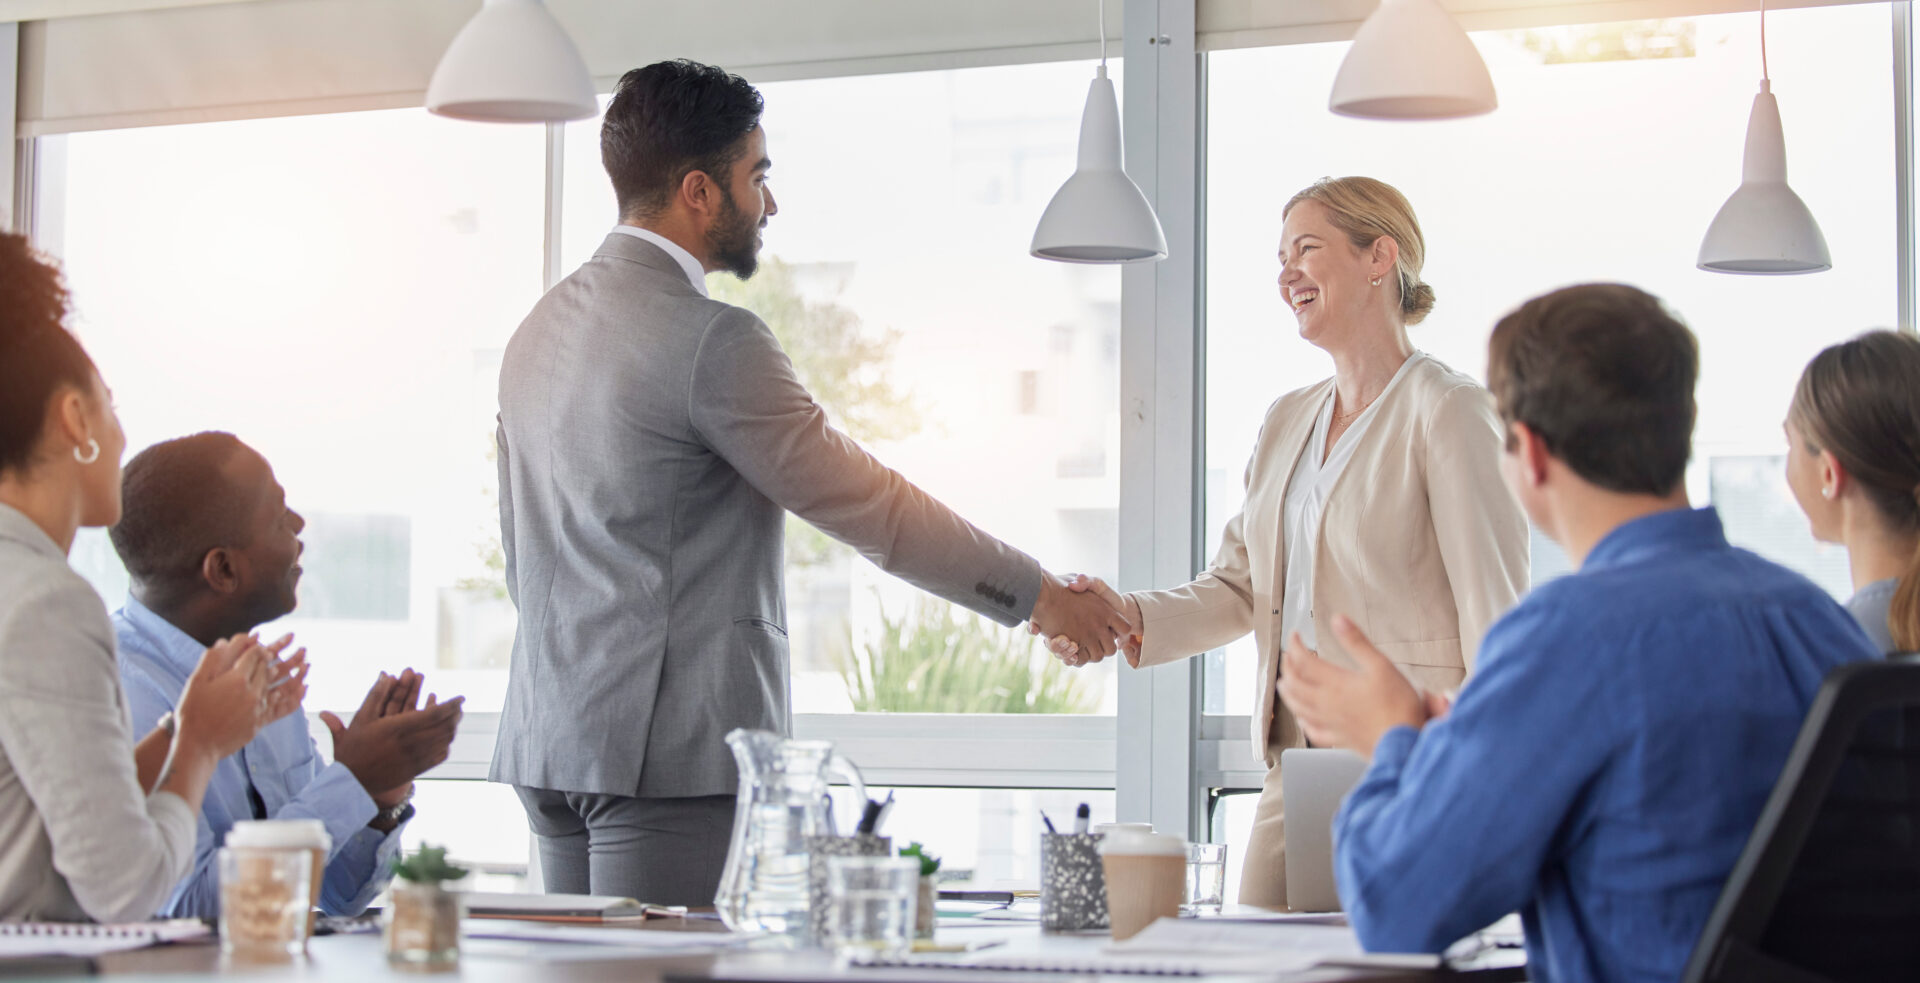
<box><xmin>1098</xmin><ymin>830</ymin><xmax>1185</xmax><ymax>941</ymax></box>
<box><xmin>228</xmin><ymin>820</ymin><xmax>329</xmax><ymax>945</ymax></box>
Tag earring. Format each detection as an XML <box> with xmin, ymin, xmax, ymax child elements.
<box><xmin>73</xmin><ymin>439</ymin><xmax>100</xmax><ymax>465</ymax></box>
<box><xmin>1370</xmin><ymin>277</ymin><xmax>1382</xmax><ymax>287</ymax></box>
<box><xmin>1822</xmin><ymin>486</ymin><xmax>1836</xmax><ymax>500</ymax></box>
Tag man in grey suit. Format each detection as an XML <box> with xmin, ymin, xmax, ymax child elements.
<box><xmin>493</xmin><ymin>59</ymin><xmax>1133</xmax><ymax>905</ymax></box>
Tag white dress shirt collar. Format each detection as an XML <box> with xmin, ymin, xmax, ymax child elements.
<box><xmin>610</xmin><ymin>225</ymin><xmax>709</xmax><ymax>298</ymax></box>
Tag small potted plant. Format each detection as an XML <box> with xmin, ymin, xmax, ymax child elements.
<box><xmin>385</xmin><ymin>844</ymin><xmax>467</xmax><ymax>969</ymax></box>
<box><xmin>900</xmin><ymin>842</ymin><xmax>941</xmax><ymax>940</ymax></box>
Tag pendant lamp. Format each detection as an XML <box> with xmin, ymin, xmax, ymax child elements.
<box><xmin>427</xmin><ymin>0</ymin><xmax>597</xmax><ymax>123</ymax></box>
<box><xmin>1329</xmin><ymin>0</ymin><xmax>1495</xmax><ymax>120</ymax></box>
<box><xmin>1698</xmin><ymin>1</ymin><xmax>1830</xmax><ymax>274</ymax></box>
<box><xmin>1031</xmin><ymin>0</ymin><xmax>1167</xmax><ymax>264</ymax></box>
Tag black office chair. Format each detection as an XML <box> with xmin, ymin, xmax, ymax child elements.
<box><xmin>1682</xmin><ymin>656</ymin><xmax>1920</xmax><ymax>983</ymax></box>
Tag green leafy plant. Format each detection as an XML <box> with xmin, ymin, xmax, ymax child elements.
<box><xmin>900</xmin><ymin>842</ymin><xmax>942</xmax><ymax>878</ymax></box>
<box><xmin>391</xmin><ymin>844</ymin><xmax>469</xmax><ymax>884</ymax></box>
<box><xmin>836</xmin><ymin>599</ymin><xmax>1098</xmax><ymax>714</ymax></box>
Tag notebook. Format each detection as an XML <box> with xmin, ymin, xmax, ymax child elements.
<box><xmin>0</xmin><ymin>919</ymin><xmax>210</xmax><ymax>958</ymax></box>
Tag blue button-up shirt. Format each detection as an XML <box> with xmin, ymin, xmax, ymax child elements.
<box><xmin>1335</xmin><ymin>507</ymin><xmax>1879</xmax><ymax>983</ymax></box>
<box><xmin>113</xmin><ymin>596</ymin><xmax>404</xmax><ymax>918</ymax></box>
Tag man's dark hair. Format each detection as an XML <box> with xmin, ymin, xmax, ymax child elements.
<box><xmin>0</xmin><ymin>232</ymin><xmax>94</xmax><ymax>477</ymax></box>
<box><xmin>602</xmin><ymin>59</ymin><xmax>764</xmax><ymax>221</ymax></box>
<box><xmin>110</xmin><ymin>432</ymin><xmax>254</xmax><ymax>586</ymax></box>
<box><xmin>1487</xmin><ymin>283</ymin><xmax>1698</xmax><ymax>496</ymax></box>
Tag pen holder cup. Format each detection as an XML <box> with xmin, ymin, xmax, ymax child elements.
<box><xmin>806</xmin><ymin>833</ymin><xmax>891</xmax><ymax>945</ymax></box>
<box><xmin>1040</xmin><ymin>833</ymin><xmax>1108</xmax><ymax>932</ymax></box>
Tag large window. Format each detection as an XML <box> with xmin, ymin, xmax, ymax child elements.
<box><xmin>1199</xmin><ymin>4</ymin><xmax>1897</xmax><ymax>899</ymax></box>
<box><xmin>33</xmin><ymin>58</ymin><xmax>1130</xmax><ymax>877</ymax></box>
<box><xmin>1202</xmin><ymin>3</ymin><xmax>1894</xmax><ymax>719</ymax></box>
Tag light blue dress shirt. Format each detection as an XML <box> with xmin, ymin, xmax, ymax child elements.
<box><xmin>1334</xmin><ymin>507</ymin><xmax>1879</xmax><ymax>983</ymax></box>
<box><xmin>113</xmin><ymin>595</ymin><xmax>404</xmax><ymax>918</ymax></box>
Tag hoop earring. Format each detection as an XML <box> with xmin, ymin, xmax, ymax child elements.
<box><xmin>73</xmin><ymin>439</ymin><xmax>100</xmax><ymax>465</ymax></box>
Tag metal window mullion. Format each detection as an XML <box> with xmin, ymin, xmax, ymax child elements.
<box><xmin>1118</xmin><ymin>0</ymin><xmax>1202</xmax><ymax>841</ymax></box>
<box><xmin>1897</xmin><ymin>2</ymin><xmax>1916</xmax><ymax>334</ymax></box>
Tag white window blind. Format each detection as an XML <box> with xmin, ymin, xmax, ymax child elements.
<box><xmin>16</xmin><ymin>0</ymin><xmax>1123</xmax><ymax>136</ymax></box>
<box><xmin>1197</xmin><ymin>0</ymin><xmax>1876</xmax><ymax>51</ymax></box>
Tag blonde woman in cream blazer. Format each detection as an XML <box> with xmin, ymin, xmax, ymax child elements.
<box><xmin>1058</xmin><ymin>178</ymin><xmax>1528</xmax><ymax>907</ymax></box>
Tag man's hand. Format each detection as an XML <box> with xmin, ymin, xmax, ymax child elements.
<box><xmin>1029</xmin><ymin>573</ymin><xmax>1136</xmax><ymax>666</ymax></box>
<box><xmin>320</xmin><ymin>671</ymin><xmax>465</xmax><ymax>797</ymax></box>
<box><xmin>1033</xmin><ymin>576</ymin><xmax>1143</xmax><ymax>667</ymax></box>
<box><xmin>1275</xmin><ymin>615</ymin><xmax>1431</xmax><ymax>759</ymax></box>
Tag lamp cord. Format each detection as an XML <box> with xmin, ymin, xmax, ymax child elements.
<box><xmin>1098</xmin><ymin>0</ymin><xmax>1107</xmax><ymax>68</ymax></box>
<box><xmin>1760</xmin><ymin>0</ymin><xmax>1769</xmax><ymax>82</ymax></box>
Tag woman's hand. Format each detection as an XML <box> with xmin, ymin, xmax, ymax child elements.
<box><xmin>174</xmin><ymin>634</ymin><xmax>274</xmax><ymax>762</ymax></box>
<box><xmin>1031</xmin><ymin>575</ymin><xmax>1143</xmax><ymax>668</ymax></box>
<box><xmin>261</xmin><ymin>637</ymin><xmax>310</xmax><ymax>726</ymax></box>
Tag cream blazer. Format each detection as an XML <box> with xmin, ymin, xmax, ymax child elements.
<box><xmin>1130</xmin><ymin>356</ymin><xmax>1529</xmax><ymax>762</ymax></box>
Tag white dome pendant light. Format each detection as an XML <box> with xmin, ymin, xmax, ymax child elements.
<box><xmin>1329</xmin><ymin>0</ymin><xmax>1495</xmax><ymax>120</ymax></box>
<box><xmin>1031</xmin><ymin>0</ymin><xmax>1167</xmax><ymax>264</ymax></box>
<box><xmin>427</xmin><ymin>0</ymin><xmax>597</xmax><ymax>123</ymax></box>
<box><xmin>1698</xmin><ymin>0</ymin><xmax>1830</xmax><ymax>274</ymax></box>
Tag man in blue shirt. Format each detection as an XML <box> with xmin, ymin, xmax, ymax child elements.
<box><xmin>108</xmin><ymin>432</ymin><xmax>464</xmax><ymax>918</ymax></box>
<box><xmin>1277</xmin><ymin>284</ymin><xmax>1879</xmax><ymax>983</ymax></box>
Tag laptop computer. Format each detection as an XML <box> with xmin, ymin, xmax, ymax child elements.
<box><xmin>1280</xmin><ymin>747</ymin><xmax>1371</xmax><ymax>912</ymax></box>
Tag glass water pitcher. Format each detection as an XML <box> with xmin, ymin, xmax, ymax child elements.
<box><xmin>713</xmin><ymin>729</ymin><xmax>867</xmax><ymax>936</ymax></box>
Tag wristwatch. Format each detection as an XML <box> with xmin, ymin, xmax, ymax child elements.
<box><xmin>373</xmin><ymin>788</ymin><xmax>415</xmax><ymax>829</ymax></box>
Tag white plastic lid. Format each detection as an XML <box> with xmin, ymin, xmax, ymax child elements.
<box><xmin>1098</xmin><ymin>830</ymin><xmax>1186</xmax><ymax>857</ymax></box>
<box><xmin>226</xmin><ymin>819</ymin><xmax>331</xmax><ymax>851</ymax></box>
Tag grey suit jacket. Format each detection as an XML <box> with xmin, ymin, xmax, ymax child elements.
<box><xmin>491</xmin><ymin>234</ymin><xmax>1045</xmax><ymax>798</ymax></box>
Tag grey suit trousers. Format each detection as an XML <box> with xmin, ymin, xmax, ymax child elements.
<box><xmin>516</xmin><ymin>786</ymin><xmax>736</xmax><ymax>907</ymax></box>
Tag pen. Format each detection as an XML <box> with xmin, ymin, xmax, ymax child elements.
<box><xmin>856</xmin><ymin>797</ymin><xmax>884</xmax><ymax>835</ymax></box>
<box><xmin>1040</xmin><ymin>810</ymin><xmax>1057</xmax><ymax>834</ymax></box>
<box><xmin>1073</xmin><ymin>802</ymin><xmax>1090</xmax><ymax>835</ymax></box>
<box><xmin>871</xmin><ymin>790</ymin><xmax>896</xmax><ymax>836</ymax></box>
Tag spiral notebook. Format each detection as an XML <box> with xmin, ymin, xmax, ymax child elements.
<box><xmin>0</xmin><ymin>919</ymin><xmax>210</xmax><ymax>958</ymax></box>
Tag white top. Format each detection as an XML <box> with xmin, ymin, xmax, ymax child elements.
<box><xmin>609</xmin><ymin>225</ymin><xmax>709</xmax><ymax>298</ymax></box>
<box><xmin>0</xmin><ymin>503</ymin><xmax>197</xmax><ymax>923</ymax></box>
<box><xmin>1278</xmin><ymin>354</ymin><xmax>1428</xmax><ymax>651</ymax></box>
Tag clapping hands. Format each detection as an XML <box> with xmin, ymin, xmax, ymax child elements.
<box><xmin>1027</xmin><ymin>573</ymin><xmax>1141</xmax><ymax>668</ymax></box>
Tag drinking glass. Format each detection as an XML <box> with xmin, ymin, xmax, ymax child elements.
<box><xmin>1183</xmin><ymin>842</ymin><xmax>1228</xmax><ymax>914</ymax></box>
<box><xmin>826</xmin><ymin>856</ymin><xmax>919</xmax><ymax>959</ymax></box>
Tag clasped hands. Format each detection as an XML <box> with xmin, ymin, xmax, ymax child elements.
<box><xmin>1027</xmin><ymin>574</ymin><xmax>1141</xmax><ymax>668</ymax></box>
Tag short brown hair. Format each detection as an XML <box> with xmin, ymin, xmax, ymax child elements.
<box><xmin>1487</xmin><ymin>283</ymin><xmax>1698</xmax><ymax>496</ymax></box>
<box><xmin>0</xmin><ymin>232</ymin><xmax>92</xmax><ymax>477</ymax></box>
<box><xmin>1789</xmin><ymin>330</ymin><xmax>1920</xmax><ymax>651</ymax></box>
<box><xmin>1283</xmin><ymin>176</ymin><xmax>1435</xmax><ymax>325</ymax></box>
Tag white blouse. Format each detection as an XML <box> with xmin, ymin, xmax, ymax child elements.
<box><xmin>1277</xmin><ymin>354</ymin><xmax>1428</xmax><ymax>651</ymax></box>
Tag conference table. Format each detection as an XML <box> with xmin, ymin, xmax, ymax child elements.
<box><xmin>81</xmin><ymin>911</ymin><xmax>1528</xmax><ymax>983</ymax></box>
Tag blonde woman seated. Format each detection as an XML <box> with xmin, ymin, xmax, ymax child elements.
<box><xmin>1785</xmin><ymin>329</ymin><xmax>1920</xmax><ymax>655</ymax></box>
<box><xmin>1052</xmin><ymin>177</ymin><xmax>1528</xmax><ymax>907</ymax></box>
<box><xmin>0</xmin><ymin>232</ymin><xmax>297</xmax><ymax>922</ymax></box>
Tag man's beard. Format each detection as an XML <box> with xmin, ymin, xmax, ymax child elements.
<box><xmin>708</xmin><ymin>185</ymin><xmax>763</xmax><ymax>280</ymax></box>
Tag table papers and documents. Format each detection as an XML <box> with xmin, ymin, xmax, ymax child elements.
<box><xmin>0</xmin><ymin>919</ymin><xmax>209</xmax><ymax>958</ymax></box>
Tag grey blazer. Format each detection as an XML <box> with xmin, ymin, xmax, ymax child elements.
<box><xmin>0</xmin><ymin>503</ymin><xmax>197</xmax><ymax>922</ymax></box>
<box><xmin>491</xmin><ymin>234</ymin><xmax>1045</xmax><ymax>798</ymax></box>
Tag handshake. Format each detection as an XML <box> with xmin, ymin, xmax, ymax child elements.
<box><xmin>1027</xmin><ymin>573</ymin><xmax>1142</xmax><ymax>668</ymax></box>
